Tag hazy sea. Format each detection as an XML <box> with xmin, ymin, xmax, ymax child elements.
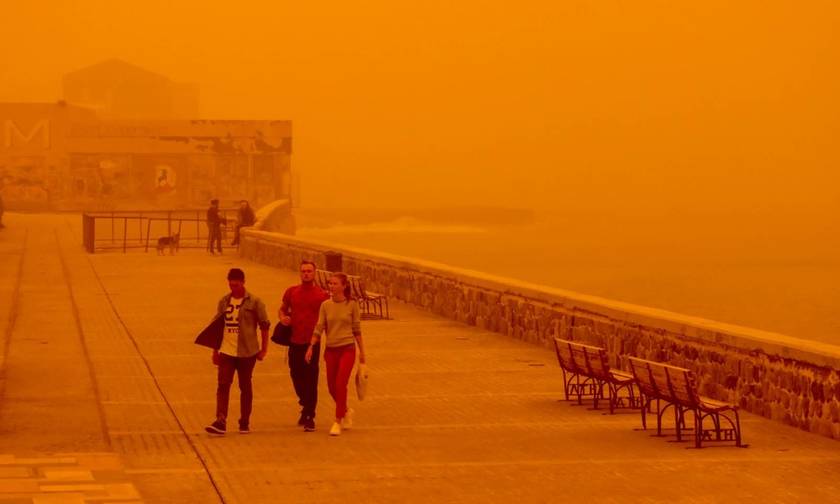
<box><xmin>298</xmin><ymin>210</ymin><xmax>840</xmax><ymax>346</ymax></box>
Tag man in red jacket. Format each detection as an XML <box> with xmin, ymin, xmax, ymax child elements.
<box><xmin>279</xmin><ymin>261</ymin><xmax>329</xmax><ymax>431</ymax></box>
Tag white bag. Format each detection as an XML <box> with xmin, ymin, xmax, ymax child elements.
<box><xmin>355</xmin><ymin>364</ymin><xmax>368</xmax><ymax>401</ymax></box>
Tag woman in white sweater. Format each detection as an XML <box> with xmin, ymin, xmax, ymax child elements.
<box><xmin>305</xmin><ymin>272</ymin><xmax>367</xmax><ymax>436</ymax></box>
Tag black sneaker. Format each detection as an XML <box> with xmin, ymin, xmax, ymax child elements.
<box><xmin>303</xmin><ymin>417</ymin><xmax>315</xmax><ymax>432</ymax></box>
<box><xmin>205</xmin><ymin>419</ymin><xmax>226</xmax><ymax>435</ymax></box>
<box><xmin>297</xmin><ymin>412</ymin><xmax>307</xmax><ymax>426</ymax></box>
<box><xmin>239</xmin><ymin>421</ymin><xmax>250</xmax><ymax>434</ymax></box>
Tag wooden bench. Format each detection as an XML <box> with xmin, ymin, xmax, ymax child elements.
<box><xmin>628</xmin><ymin>356</ymin><xmax>745</xmax><ymax>448</ymax></box>
<box><xmin>315</xmin><ymin>269</ymin><xmax>332</xmax><ymax>291</ymax></box>
<box><xmin>315</xmin><ymin>269</ymin><xmax>390</xmax><ymax>320</ymax></box>
<box><xmin>348</xmin><ymin>275</ymin><xmax>390</xmax><ymax>319</ymax></box>
<box><xmin>552</xmin><ymin>338</ymin><xmax>638</xmax><ymax>414</ymax></box>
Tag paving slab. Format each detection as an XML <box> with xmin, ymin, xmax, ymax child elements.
<box><xmin>2</xmin><ymin>213</ymin><xmax>840</xmax><ymax>503</ymax></box>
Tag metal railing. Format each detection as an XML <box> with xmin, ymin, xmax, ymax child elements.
<box><xmin>82</xmin><ymin>209</ymin><xmax>240</xmax><ymax>253</ymax></box>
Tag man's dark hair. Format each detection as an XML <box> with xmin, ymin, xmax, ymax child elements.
<box><xmin>227</xmin><ymin>268</ymin><xmax>245</xmax><ymax>281</ymax></box>
<box><xmin>211</xmin><ymin>199</ymin><xmax>219</xmax><ymax>205</ymax></box>
<box><xmin>300</xmin><ymin>260</ymin><xmax>317</xmax><ymax>270</ymax></box>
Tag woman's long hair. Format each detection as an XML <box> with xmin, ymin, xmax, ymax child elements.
<box><xmin>330</xmin><ymin>272</ymin><xmax>353</xmax><ymax>301</ymax></box>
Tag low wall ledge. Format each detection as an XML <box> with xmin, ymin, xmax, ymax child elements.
<box><xmin>242</xmin><ymin>229</ymin><xmax>840</xmax><ymax>370</ymax></box>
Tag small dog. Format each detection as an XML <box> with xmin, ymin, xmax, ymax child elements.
<box><xmin>156</xmin><ymin>232</ymin><xmax>180</xmax><ymax>255</ymax></box>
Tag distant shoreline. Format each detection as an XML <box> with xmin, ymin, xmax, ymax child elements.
<box><xmin>294</xmin><ymin>206</ymin><xmax>536</xmax><ymax>229</ymax></box>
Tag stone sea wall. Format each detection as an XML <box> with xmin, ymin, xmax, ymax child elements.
<box><xmin>240</xmin><ymin>229</ymin><xmax>840</xmax><ymax>440</ymax></box>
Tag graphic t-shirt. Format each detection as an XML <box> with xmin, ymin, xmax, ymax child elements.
<box><xmin>220</xmin><ymin>296</ymin><xmax>244</xmax><ymax>356</ymax></box>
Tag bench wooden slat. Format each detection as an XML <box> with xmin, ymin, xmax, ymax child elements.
<box><xmin>315</xmin><ymin>269</ymin><xmax>331</xmax><ymax>291</ymax></box>
<box><xmin>698</xmin><ymin>397</ymin><xmax>736</xmax><ymax>411</ymax></box>
<box><xmin>628</xmin><ymin>356</ymin><xmax>744</xmax><ymax>448</ymax></box>
<box><xmin>609</xmin><ymin>369</ymin><xmax>634</xmax><ymax>381</ymax></box>
<box><xmin>553</xmin><ymin>337</ymin><xmax>638</xmax><ymax>414</ymax></box>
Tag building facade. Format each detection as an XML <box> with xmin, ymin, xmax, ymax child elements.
<box><xmin>0</xmin><ymin>102</ymin><xmax>292</xmax><ymax>212</ymax></box>
<box><xmin>63</xmin><ymin>59</ymin><xmax>200</xmax><ymax>120</ymax></box>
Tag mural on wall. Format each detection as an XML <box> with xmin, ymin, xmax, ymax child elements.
<box><xmin>253</xmin><ymin>154</ymin><xmax>279</xmax><ymax>206</ymax></box>
<box><xmin>132</xmin><ymin>155</ymin><xmax>186</xmax><ymax>207</ymax></box>
<box><xmin>64</xmin><ymin>154</ymin><xmax>134</xmax><ymax>208</ymax></box>
<box><xmin>155</xmin><ymin>163</ymin><xmax>177</xmax><ymax>194</ymax></box>
<box><xmin>214</xmin><ymin>155</ymin><xmax>250</xmax><ymax>204</ymax></box>
<box><xmin>188</xmin><ymin>155</ymin><xmax>215</xmax><ymax>206</ymax></box>
<box><xmin>99</xmin><ymin>158</ymin><xmax>132</xmax><ymax>199</ymax></box>
<box><xmin>0</xmin><ymin>157</ymin><xmax>50</xmax><ymax>208</ymax></box>
<box><xmin>0</xmin><ymin>104</ymin><xmax>292</xmax><ymax>211</ymax></box>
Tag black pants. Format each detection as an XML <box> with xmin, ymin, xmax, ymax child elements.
<box><xmin>207</xmin><ymin>224</ymin><xmax>222</xmax><ymax>252</ymax></box>
<box><xmin>289</xmin><ymin>343</ymin><xmax>319</xmax><ymax>418</ymax></box>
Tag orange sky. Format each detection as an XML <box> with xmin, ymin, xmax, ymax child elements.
<box><xmin>2</xmin><ymin>0</ymin><xmax>838</xmax><ymax>212</ymax></box>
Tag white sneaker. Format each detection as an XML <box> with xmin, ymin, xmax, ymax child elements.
<box><xmin>341</xmin><ymin>409</ymin><xmax>354</xmax><ymax>430</ymax></box>
<box><xmin>329</xmin><ymin>422</ymin><xmax>342</xmax><ymax>436</ymax></box>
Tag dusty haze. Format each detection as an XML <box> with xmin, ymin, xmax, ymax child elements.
<box><xmin>3</xmin><ymin>1</ymin><xmax>839</xmax><ymax>341</ymax></box>
<box><xmin>2</xmin><ymin>1</ymin><xmax>838</xmax><ymax>211</ymax></box>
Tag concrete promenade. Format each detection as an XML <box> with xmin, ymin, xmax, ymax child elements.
<box><xmin>1</xmin><ymin>213</ymin><xmax>840</xmax><ymax>503</ymax></box>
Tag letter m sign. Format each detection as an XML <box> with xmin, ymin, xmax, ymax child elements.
<box><xmin>4</xmin><ymin>119</ymin><xmax>51</xmax><ymax>149</ymax></box>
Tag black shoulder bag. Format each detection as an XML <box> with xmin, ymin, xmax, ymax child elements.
<box><xmin>271</xmin><ymin>322</ymin><xmax>292</xmax><ymax>346</ymax></box>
